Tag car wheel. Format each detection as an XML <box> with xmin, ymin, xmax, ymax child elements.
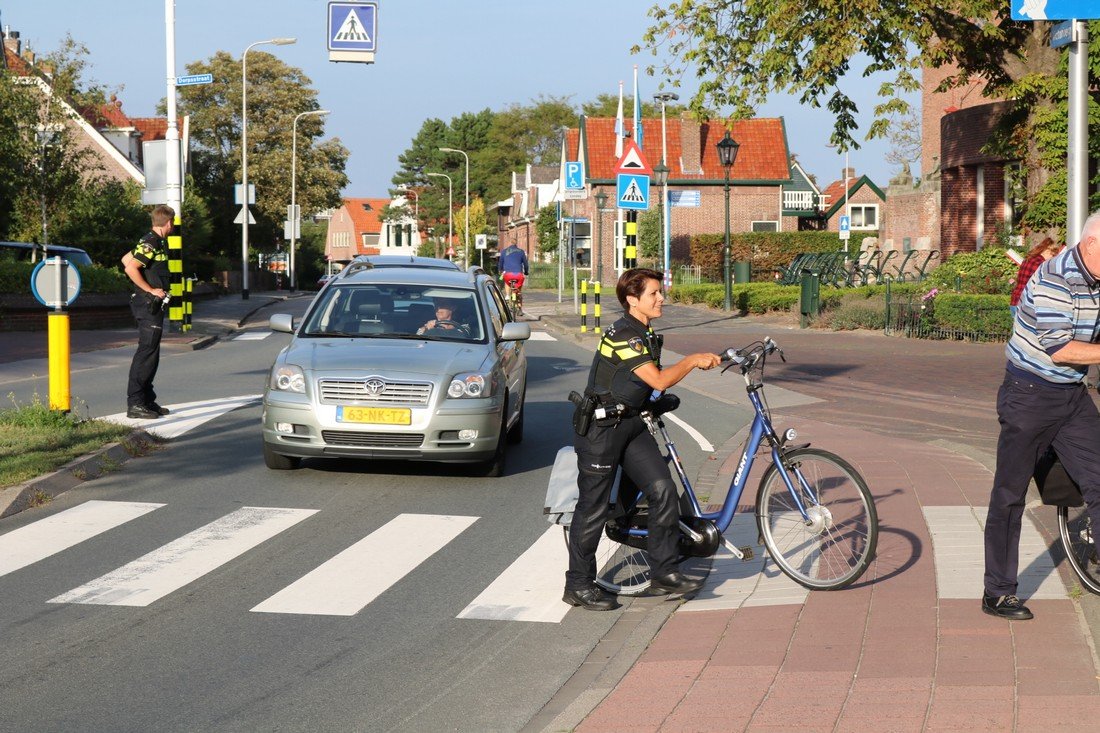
<box><xmin>477</xmin><ymin>409</ymin><xmax>507</xmax><ymax>478</ymax></box>
<box><xmin>506</xmin><ymin>386</ymin><xmax>525</xmax><ymax>445</ymax></box>
<box><xmin>263</xmin><ymin>441</ymin><xmax>301</xmax><ymax>470</ymax></box>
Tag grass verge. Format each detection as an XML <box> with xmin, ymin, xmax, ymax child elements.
<box><xmin>0</xmin><ymin>397</ymin><xmax>133</xmax><ymax>490</ymax></box>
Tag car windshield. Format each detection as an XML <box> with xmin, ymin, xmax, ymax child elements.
<box><xmin>300</xmin><ymin>284</ymin><xmax>485</xmax><ymax>342</ymax></box>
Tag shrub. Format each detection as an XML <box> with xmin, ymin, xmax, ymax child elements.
<box><xmin>931</xmin><ymin>293</ymin><xmax>1012</xmax><ymax>334</ymax></box>
<box><xmin>0</xmin><ymin>262</ymin><xmax>130</xmax><ymax>295</ymax></box>
<box><xmin>821</xmin><ymin>296</ymin><xmax>888</xmax><ymax>330</ymax></box>
<box><xmin>687</xmin><ymin>231</ymin><xmax>877</xmax><ymax>282</ymax></box>
<box><xmin>924</xmin><ymin>248</ymin><xmax>1015</xmax><ymax>295</ymax></box>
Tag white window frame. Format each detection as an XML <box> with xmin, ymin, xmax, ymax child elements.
<box><xmin>849</xmin><ymin>204</ymin><xmax>879</xmax><ymax>231</ymax></box>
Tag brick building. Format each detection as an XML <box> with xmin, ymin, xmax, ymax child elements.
<box><xmin>492</xmin><ymin>165</ymin><xmax>559</xmax><ymax>257</ymax></box>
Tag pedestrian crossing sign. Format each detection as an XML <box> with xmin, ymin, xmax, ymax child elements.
<box><xmin>328</xmin><ymin>2</ymin><xmax>377</xmax><ymax>63</ymax></box>
<box><xmin>617</xmin><ymin>173</ymin><xmax>650</xmax><ymax>211</ymax></box>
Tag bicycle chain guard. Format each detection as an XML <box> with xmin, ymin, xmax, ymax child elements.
<box><xmin>604</xmin><ymin>513</ymin><xmax>722</xmax><ymax>558</ymax></box>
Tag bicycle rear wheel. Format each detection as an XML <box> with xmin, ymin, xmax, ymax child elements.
<box><xmin>756</xmin><ymin>448</ymin><xmax>878</xmax><ymax>590</ymax></box>
<box><xmin>562</xmin><ymin>524</ymin><xmax>652</xmax><ymax>596</ymax></box>
<box><xmin>1058</xmin><ymin>505</ymin><xmax>1100</xmax><ymax>594</ymax></box>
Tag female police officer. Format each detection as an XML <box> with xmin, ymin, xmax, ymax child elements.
<box><xmin>565</xmin><ymin>268</ymin><xmax>721</xmax><ymax>611</ymax></box>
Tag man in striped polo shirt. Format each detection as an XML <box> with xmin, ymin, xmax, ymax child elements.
<box><xmin>984</xmin><ymin>212</ymin><xmax>1100</xmax><ymax>620</ymax></box>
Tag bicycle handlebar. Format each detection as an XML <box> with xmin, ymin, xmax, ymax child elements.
<box><xmin>719</xmin><ymin>337</ymin><xmax>785</xmax><ymax>373</ymax></box>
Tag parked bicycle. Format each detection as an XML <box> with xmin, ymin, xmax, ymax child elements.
<box><xmin>564</xmin><ymin>337</ymin><xmax>879</xmax><ymax>594</ymax></box>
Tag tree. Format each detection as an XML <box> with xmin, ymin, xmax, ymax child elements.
<box><xmin>50</xmin><ymin>179</ymin><xmax>147</xmax><ymax>264</ymax></box>
<box><xmin>455</xmin><ymin>196</ymin><xmax>488</xmax><ymax>261</ymax></box>
<box><xmin>535</xmin><ymin>204</ymin><xmax>560</xmax><ymax>256</ymax></box>
<box><xmin>638</xmin><ymin>4</ymin><xmax>1099</xmax><ymax>230</ymax></box>
<box><xmin>481</xmin><ymin>97</ymin><xmax>576</xmax><ymax>204</ymax></box>
<box><xmin>0</xmin><ymin>36</ymin><xmax>108</xmax><ymax>244</ymax></box>
<box><xmin>172</xmin><ymin>51</ymin><xmax>348</xmax><ymax>259</ymax></box>
<box><xmin>884</xmin><ymin>109</ymin><xmax>922</xmax><ymax>176</ymax></box>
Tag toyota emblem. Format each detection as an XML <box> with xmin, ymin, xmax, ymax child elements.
<box><xmin>365</xmin><ymin>378</ymin><xmax>386</xmax><ymax>395</ymax></box>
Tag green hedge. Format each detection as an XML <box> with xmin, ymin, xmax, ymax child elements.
<box><xmin>688</xmin><ymin>230</ymin><xmax>878</xmax><ymax>282</ymax></box>
<box><xmin>669</xmin><ymin>281</ymin><xmax>801</xmax><ymax>314</ymax></box>
<box><xmin>931</xmin><ymin>293</ymin><xmax>1013</xmax><ymax>334</ymax></box>
<box><xmin>0</xmin><ymin>262</ymin><xmax>131</xmax><ymax>295</ymax></box>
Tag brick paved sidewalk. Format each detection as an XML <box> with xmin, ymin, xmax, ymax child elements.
<box><xmin>575</xmin><ymin>418</ymin><xmax>1100</xmax><ymax>732</ymax></box>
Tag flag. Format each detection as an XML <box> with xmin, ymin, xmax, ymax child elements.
<box><xmin>633</xmin><ymin>65</ymin><xmax>644</xmax><ymax>150</ymax></box>
<box><xmin>614</xmin><ymin>81</ymin><xmax>624</xmax><ymax>159</ymax></box>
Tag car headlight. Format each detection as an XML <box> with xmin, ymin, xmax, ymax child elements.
<box><xmin>447</xmin><ymin>372</ymin><xmax>489</xmax><ymax>399</ymax></box>
<box><xmin>271</xmin><ymin>364</ymin><xmax>306</xmax><ymax>393</ymax></box>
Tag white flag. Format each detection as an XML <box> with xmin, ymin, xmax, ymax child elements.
<box><xmin>614</xmin><ymin>81</ymin><xmax>624</xmax><ymax>159</ymax></box>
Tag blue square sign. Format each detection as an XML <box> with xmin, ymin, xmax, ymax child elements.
<box><xmin>617</xmin><ymin>173</ymin><xmax>650</xmax><ymax>211</ymax></box>
<box><xmin>329</xmin><ymin>3</ymin><xmax>377</xmax><ymax>52</ymax></box>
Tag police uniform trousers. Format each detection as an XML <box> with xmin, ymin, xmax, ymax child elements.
<box><xmin>127</xmin><ymin>299</ymin><xmax>164</xmax><ymax>408</ymax></box>
<box><xmin>566</xmin><ymin>414</ymin><xmax>679</xmax><ymax>591</ymax></box>
<box><xmin>985</xmin><ymin>370</ymin><xmax>1100</xmax><ymax>596</ymax></box>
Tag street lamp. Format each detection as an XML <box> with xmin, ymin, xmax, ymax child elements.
<box><xmin>653</xmin><ymin>161</ymin><xmax>670</xmax><ymax>280</ymax></box>
<box><xmin>240</xmin><ymin>36</ymin><xmax>296</xmax><ymax>300</ymax></box>
<box><xmin>439</xmin><ymin>147</ymin><xmax>469</xmax><ymax>267</ymax></box>
<box><xmin>595</xmin><ymin>189</ymin><xmax>609</xmax><ymax>284</ymax></box>
<box><xmin>716</xmin><ymin>130</ymin><xmax>740</xmax><ymax>311</ymax></box>
<box><xmin>290</xmin><ymin>108</ymin><xmax>329</xmax><ymax>292</ymax></box>
<box><xmin>426</xmin><ymin>172</ymin><xmax>453</xmax><ymax>259</ymax></box>
<box><xmin>654</xmin><ymin>92</ymin><xmax>678</xmax><ymax>286</ymax></box>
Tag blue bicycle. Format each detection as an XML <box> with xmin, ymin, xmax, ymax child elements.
<box><xmin>572</xmin><ymin>337</ymin><xmax>879</xmax><ymax>595</ymax></box>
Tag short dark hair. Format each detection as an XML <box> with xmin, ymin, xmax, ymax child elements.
<box><xmin>151</xmin><ymin>205</ymin><xmax>176</xmax><ymax>227</ymax></box>
<box><xmin>616</xmin><ymin>267</ymin><xmax>663</xmax><ymax>308</ymax></box>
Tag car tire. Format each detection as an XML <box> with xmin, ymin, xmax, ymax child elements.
<box><xmin>263</xmin><ymin>441</ymin><xmax>301</xmax><ymax>470</ymax></box>
<box><xmin>506</xmin><ymin>386</ymin><xmax>525</xmax><ymax>445</ymax></box>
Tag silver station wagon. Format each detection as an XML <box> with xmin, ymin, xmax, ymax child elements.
<box><xmin>262</xmin><ymin>262</ymin><xmax>530</xmax><ymax>476</ymax></box>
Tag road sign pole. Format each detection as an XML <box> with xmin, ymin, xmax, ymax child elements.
<box><xmin>1068</xmin><ymin>20</ymin><xmax>1088</xmax><ymax>244</ymax></box>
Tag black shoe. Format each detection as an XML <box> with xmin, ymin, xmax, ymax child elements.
<box><xmin>146</xmin><ymin>402</ymin><xmax>170</xmax><ymax>415</ymax></box>
<box><xmin>562</xmin><ymin>587</ymin><xmax>620</xmax><ymax>611</ymax></box>
<box><xmin>126</xmin><ymin>404</ymin><xmax>161</xmax><ymax>420</ymax></box>
<box><xmin>650</xmin><ymin>571</ymin><xmax>705</xmax><ymax>595</ymax></box>
<box><xmin>982</xmin><ymin>593</ymin><xmax>1034</xmax><ymax>620</ymax></box>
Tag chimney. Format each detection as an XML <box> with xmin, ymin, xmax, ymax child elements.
<box><xmin>3</xmin><ymin>26</ymin><xmax>20</xmax><ymax>57</ymax></box>
<box><xmin>679</xmin><ymin>113</ymin><xmax>702</xmax><ymax>175</ymax></box>
<box><xmin>843</xmin><ymin>167</ymin><xmax>856</xmax><ymax>181</ymax></box>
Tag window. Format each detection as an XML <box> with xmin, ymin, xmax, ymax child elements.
<box><xmin>751</xmin><ymin>221</ymin><xmax>778</xmax><ymax>232</ymax></box>
<box><xmin>849</xmin><ymin>205</ymin><xmax>878</xmax><ymax>230</ymax></box>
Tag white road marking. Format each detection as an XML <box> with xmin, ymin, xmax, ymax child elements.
<box><xmin>458</xmin><ymin>525</ymin><xmax>570</xmax><ymax>623</ymax></box>
<box><xmin>50</xmin><ymin>506</ymin><xmax>316</xmax><ymax>607</ymax></box>
<box><xmin>251</xmin><ymin>513</ymin><xmax>477</xmax><ymax>616</ymax></box>
<box><xmin>102</xmin><ymin>394</ymin><xmax>262</xmax><ymax>439</ymax></box>
<box><xmin>923</xmin><ymin>506</ymin><xmax>1065</xmax><ymax>599</ymax></box>
<box><xmin>663</xmin><ymin>412</ymin><xmax>715</xmax><ymax>453</ymax></box>
<box><xmin>527</xmin><ymin>331</ymin><xmax>556</xmax><ymax>341</ymax></box>
<box><xmin>0</xmin><ymin>501</ymin><xmax>164</xmax><ymax>578</ymax></box>
<box><xmin>232</xmin><ymin>331</ymin><xmax>272</xmax><ymax>341</ymax></box>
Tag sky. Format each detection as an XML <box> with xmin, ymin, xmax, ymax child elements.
<box><xmin>4</xmin><ymin>0</ymin><xmax>917</xmax><ymax>197</ymax></box>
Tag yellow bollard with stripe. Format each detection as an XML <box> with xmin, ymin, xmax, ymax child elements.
<box><xmin>580</xmin><ymin>279</ymin><xmax>588</xmax><ymax>332</ymax></box>
<box><xmin>594</xmin><ymin>280</ymin><xmax>601</xmax><ymax>331</ymax></box>
<box><xmin>48</xmin><ymin>311</ymin><xmax>71</xmax><ymax>412</ymax></box>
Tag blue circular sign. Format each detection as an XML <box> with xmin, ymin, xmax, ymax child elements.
<box><xmin>30</xmin><ymin>257</ymin><xmax>82</xmax><ymax>308</ymax></box>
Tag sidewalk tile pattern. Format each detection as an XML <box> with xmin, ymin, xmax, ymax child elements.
<box><xmin>576</xmin><ymin>418</ymin><xmax>1100</xmax><ymax>732</ymax></box>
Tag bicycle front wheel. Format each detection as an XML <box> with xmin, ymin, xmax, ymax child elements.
<box><xmin>1058</xmin><ymin>504</ymin><xmax>1100</xmax><ymax>594</ymax></box>
<box><xmin>756</xmin><ymin>448</ymin><xmax>878</xmax><ymax>590</ymax></box>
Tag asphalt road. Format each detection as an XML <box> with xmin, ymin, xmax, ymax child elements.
<box><xmin>0</xmin><ymin>298</ymin><xmax>753</xmax><ymax>732</ymax></box>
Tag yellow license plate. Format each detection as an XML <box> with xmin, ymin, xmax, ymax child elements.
<box><xmin>336</xmin><ymin>406</ymin><xmax>412</xmax><ymax>425</ymax></box>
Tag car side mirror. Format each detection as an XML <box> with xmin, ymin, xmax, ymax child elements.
<box><xmin>269</xmin><ymin>313</ymin><xmax>295</xmax><ymax>333</ymax></box>
<box><xmin>500</xmin><ymin>322</ymin><xmax>530</xmax><ymax>342</ymax></box>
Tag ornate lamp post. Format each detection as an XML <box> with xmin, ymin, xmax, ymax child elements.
<box><xmin>653</xmin><ymin>161</ymin><xmax>670</xmax><ymax>281</ymax></box>
<box><xmin>716</xmin><ymin>131</ymin><xmax>741</xmax><ymax>311</ymax></box>
<box><xmin>595</xmin><ymin>189</ymin><xmax>609</xmax><ymax>284</ymax></box>
<box><xmin>654</xmin><ymin>91</ymin><xmax>678</xmax><ymax>288</ymax></box>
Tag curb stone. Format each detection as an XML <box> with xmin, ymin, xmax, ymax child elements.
<box><xmin>0</xmin><ymin>429</ymin><xmax>160</xmax><ymax>519</ymax></box>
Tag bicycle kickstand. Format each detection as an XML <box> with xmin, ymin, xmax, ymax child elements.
<box><xmin>722</xmin><ymin>538</ymin><xmax>755</xmax><ymax>561</ymax></box>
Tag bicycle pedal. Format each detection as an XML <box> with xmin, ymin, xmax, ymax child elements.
<box><xmin>738</xmin><ymin>546</ymin><xmax>754</xmax><ymax>561</ymax></box>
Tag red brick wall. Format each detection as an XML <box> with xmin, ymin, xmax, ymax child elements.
<box><xmin>825</xmin><ymin>186</ymin><xmax>884</xmax><ymax>232</ymax></box>
<box><xmin>922</xmin><ymin>63</ymin><xmax>991</xmax><ymax>177</ymax></box>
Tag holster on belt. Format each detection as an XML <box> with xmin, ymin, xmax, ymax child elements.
<box><xmin>569</xmin><ymin>390</ymin><xmax>598</xmax><ymax>437</ymax></box>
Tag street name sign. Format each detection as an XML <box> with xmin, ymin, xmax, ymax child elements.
<box><xmin>1012</xmin><ymin>1</ymin><xmax>1100</xmax><ymax>20</ymax></box>
<box><xmin>669</xmin><ymin>190</ymin><xmax>701</xmax><ymax>207</ymax></box>
<box><xmin>1051</xmin><ymin>20</ymin><xmax>1077</xmax><ymax>47</ymax></box>
<box><xmin>328</xmin><ymin>2</ymin><xmax>378</xmax><ymax>63</ymax></box>
<box><xmin>176</xmin><ymin>73</ymin><xmax>213</xmax><ymax>87</ymax></box>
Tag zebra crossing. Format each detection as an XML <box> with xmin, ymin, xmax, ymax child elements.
<box><xmin>0</xmin><ymin>500</ymin><xmax>584</xmax><ymax>623</ymax></box>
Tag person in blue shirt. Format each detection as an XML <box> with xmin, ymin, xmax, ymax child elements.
<box><xmin>498</xmin><ymin>243</ymin><xmax>529</xmax><ymax>302</ymax></box>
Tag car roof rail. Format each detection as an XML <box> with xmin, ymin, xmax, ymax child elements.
<box><xmin>340</xmin><ymin>260</ymin><xmax>373</xmax><ymax>278</ymax></box>
<box><xmin>467</xmin><ymin>265</ymin><xmax>485</xmax><ymax>282</ymax></box>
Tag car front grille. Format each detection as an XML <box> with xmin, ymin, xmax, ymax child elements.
<box><xmin>322</xmin><ymin>430</ymin><xmax>425</xmax><ymax>447</ymax></box>
<box><xmin>318</xmin><ymin>378</ymin><xmax>432</xmax><ymax>405</ymax></box>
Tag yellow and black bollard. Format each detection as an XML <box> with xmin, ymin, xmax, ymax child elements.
<box><xmin>593</xmin><ymin>280</ymin><xmax>601</xmax><ymax>332</ymax></box>
<box><xmin>580</xmin><ymin>279</ymin><xmax>588</xmax><ymax>332</ymax></box>
<box><xmin>624</xmin><ymin>212</ymin><xmax>638</xmax><ymax>269</ymax></box>
<box><xmin>168</xmin><ymin>213</ymin><xmax>185</xmax><ymax>331</ymax></box>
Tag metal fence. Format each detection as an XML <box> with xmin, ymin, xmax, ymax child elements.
<box><xmin>884</xmin><ymin>297</ymin><xmax>1011</xmax><ymax>343</ymax></box>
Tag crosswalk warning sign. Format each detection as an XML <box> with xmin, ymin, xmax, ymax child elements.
<box><xmin>328</xmin><ymin>2</ymin><xmax>378</xmax><ymax>63</ymax></box>
<box><xmin>334</xmin><ymin>9</ymin><xmax>372</xmax><ymax>42</ymax></box>
<box><xmin>621</xmin><ymin>179</ymin><xmax>645</xmax><ymax>203</ymax></box>
<box><xmin>616</xmin><ymin>172</ymin><xmax>650</xmax><ymax>211</ymax></box>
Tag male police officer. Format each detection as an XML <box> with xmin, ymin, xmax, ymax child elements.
<box><xmin>565</xmin><ymin>268</ymin><xmax>720</xmax><ymax>611</ymax></box>
<box><xmin>122</xmin><ymin>205</ymin><xmax>174</xmax><ymax>419</ymax></box>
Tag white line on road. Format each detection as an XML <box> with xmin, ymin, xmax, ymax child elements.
<box><xmin>663</xmin><ymin>412</ymin><xmax>715</xmax><ymax>452</ymax></box>
<box><xmin>0</xmin><ymin>501</ymin><xmax>164</xmax><ymax>578</ymax></box>
<box><xmin>232</xmin><ymin>331</ymin><xmax>272</xmax><ymax>341</ymax></box>
<box><xmin>50</xmin><ymin>506</ymin><xmax>316</xmax><ymax>607</ymax></box>
<box><xmin>457</xmin><ymin>525</ymin><xmax>570</xmax><ymax>623</ymax></box>
<box><xmin>251</xmin><ymin>513</ymin><xmax>478</xmax><ymax>616</ymax></box>
<box><xmin>102</xmin><ymin>394</ymin><xmax>262</xmax><ymax>439</ymax></box>
<box><xmin>527</xmin><ymin>331</ymin><xmax>556</xmax><ymax>341</ymax></box>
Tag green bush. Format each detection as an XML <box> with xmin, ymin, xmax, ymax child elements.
<box><xmin>0</xmin><ymin>262</ymin><xmax>130</xmax><ymax>295</ymax></box>
<box><xmin>931</xmin><ymin>293</ymin><xmax>1012</xmax><ymax>334</ymax></box>
<box><xmin>924</xmin><ymin>248</ymin><xmax>1015</xmax><ymax>295</ymax></box>
<box><xmin>687</xmin><ymin>230</ymin><xmax>877</xmax><ymax>282</ymax></box>
<box><xmin>821</xmin><ymin>296</ymin><xmax>888</xmax><ymax>330</ymax></box>
<box><xmin>668</xmin><ymin>281</ymin><xmax>800</xmax><ymax>314</ymax></box>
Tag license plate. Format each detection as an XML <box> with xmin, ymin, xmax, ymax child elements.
<box><xmin>336</xmin><ymin>406</ymin><xmax>412</xmax><ymax>425</ymax></box>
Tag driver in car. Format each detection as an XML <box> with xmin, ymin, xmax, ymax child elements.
<box><xmin>416</xmin><ymin>298</ymin><xmax>463</xmax><ymax>335</ymax></box>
